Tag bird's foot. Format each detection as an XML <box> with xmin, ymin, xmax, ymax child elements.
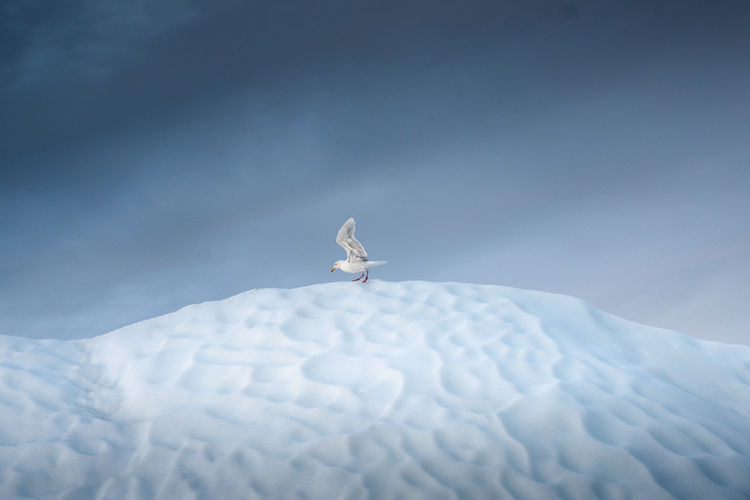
<box><xmin>352</xmin><ymin>273</ymin><xmax>364</xmax><ymax>281</ymax></box>
<box><xmin>363</xmin><ymin>270</ymin><xmax>369</xmax><ymax>283</ymax></box>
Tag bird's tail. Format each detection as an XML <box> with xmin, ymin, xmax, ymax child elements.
<box><xmin>366</xmin><ymin>260</ymin><xmax>387</xmax><ymax>269</ymax></box>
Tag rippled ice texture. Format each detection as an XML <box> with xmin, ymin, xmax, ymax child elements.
<box><xmin>1</xmin><ymin>281</ymin><xmax>749</xmax><ymax>499</ymax></box>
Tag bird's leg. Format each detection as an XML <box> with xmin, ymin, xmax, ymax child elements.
<box><xmin>352</xmin><ymin>273</ymin><xmax>364</xmax><ymax>281</ymax></box>
<box><xmin>363</xmin><ymin>270</ymin><xmax>369</xmax><ymax>283</ymax></box>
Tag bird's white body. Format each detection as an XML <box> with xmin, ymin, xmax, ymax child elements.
<box><xmin>331</xmin><ymin>218</ymin><xmax>386</xmax><ymax>282</ymax></box>
<box><xmin>334</xmin><ymin>259</ymin><xmax>387</xmax><ymax>274</ymax></box>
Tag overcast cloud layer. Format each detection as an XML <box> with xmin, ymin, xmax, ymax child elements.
<box><xmin>1</xmin><ymin>0</ymin><xmax>749</xmax><ymax>344</ymax></box>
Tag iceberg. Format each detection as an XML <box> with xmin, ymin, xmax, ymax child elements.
<box><xmin>1</xmin><ymin>281</ymin><xmax>748</xmax><ymax>498</ymax></box>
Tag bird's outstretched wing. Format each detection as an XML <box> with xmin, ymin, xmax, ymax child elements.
<box><xmin>336</xmin><ymin>217</ymin><xmax>368</xmax><ymax>262</ymax></box>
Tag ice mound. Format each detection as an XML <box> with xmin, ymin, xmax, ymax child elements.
<box><xmin>1</xmin><ymin>281</ymin><xmax>749</xmax><ymax>499</ymax></box>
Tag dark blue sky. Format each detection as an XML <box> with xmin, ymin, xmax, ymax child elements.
<box><xmin>2</xmin><ymin>0</ymin><xmax>749</xmax><ymax>343</ymax></box>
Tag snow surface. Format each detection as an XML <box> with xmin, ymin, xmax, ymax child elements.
<box><xmin>1</xmin><ymin>281</ymin><xmax>749</xmax><ymax>499</ymax></box>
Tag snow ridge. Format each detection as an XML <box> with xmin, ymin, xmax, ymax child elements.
<box><xmin>1</xmin><ymin>281</ymin><xmax>749</xmax><ymax>499</ymax></box>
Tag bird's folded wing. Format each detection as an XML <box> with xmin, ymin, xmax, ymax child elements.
<box><xmin>336</xmin><ymin>217</ymin><xmax>368</xmax><ymax>262</ymax></box>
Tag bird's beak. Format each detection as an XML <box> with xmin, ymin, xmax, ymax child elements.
<box><xmin>330</xmin><ymin>267</ymin><xmax>335</xmax><ymax>272</ymax></box>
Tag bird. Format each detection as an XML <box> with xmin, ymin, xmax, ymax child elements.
<box><xmin>330</xmin><ymin>217</ymin><xmax>387</xmax><ymax>283</ymax></box>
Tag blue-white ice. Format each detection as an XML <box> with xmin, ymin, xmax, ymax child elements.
<box><xmin>1</xmin><ymin>281</ymin><xmax>749</xmax><ymax>499</ymax></box>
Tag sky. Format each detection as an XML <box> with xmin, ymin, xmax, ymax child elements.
<box><xmin>1</xmin><ymin>0</ymin><xmax>749</xmax><ymax>344</ymax></box>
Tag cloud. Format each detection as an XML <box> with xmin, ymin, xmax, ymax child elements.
<box><xmin>1</xmin><ymin>0</ymin><xmax>198</xmax><ymax>90</ymax></box>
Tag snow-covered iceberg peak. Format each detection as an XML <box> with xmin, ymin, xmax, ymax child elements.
<box><xmin>1</xmin><ymin>280</ymin><xmax>749</xmax><ymax>499</ymax></box>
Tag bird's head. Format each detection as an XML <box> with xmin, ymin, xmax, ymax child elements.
<box><xmin>330</xmin><ymin>260</ymin><xmax>344</xmax><ymax>272</ymax></box>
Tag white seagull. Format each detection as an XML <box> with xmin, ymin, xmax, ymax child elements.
<box><xmin>330</xmin><ymin>217</ymin><xmax>387</xmax><ymax>283</ymax></box>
